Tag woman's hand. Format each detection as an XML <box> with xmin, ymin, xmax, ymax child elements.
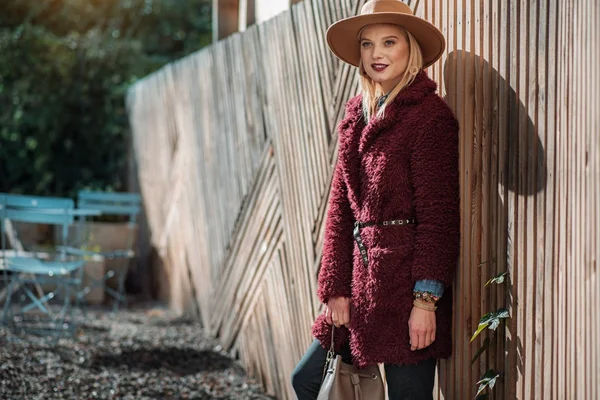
<box><xmin>408</xmin><ymin>306</ymin><xmax>436</xmax><ymax>351</ymax></box>
<box><xmin>325</xmin><ymin>297</ymin><xmax>351</xmax><ymax>327</ymax></box>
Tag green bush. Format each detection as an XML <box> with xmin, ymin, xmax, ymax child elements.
<box><xmin>0</xmin><ymin>0</ymin><xmax>211</xmax><ymax>197</ymax></box>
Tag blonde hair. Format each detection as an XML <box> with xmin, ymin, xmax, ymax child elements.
<box><xmin>358</xmin><ymin>27</ymin><xmax>424</xmax><ymax>123</ymax></box>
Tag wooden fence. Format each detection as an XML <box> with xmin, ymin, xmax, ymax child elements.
<box><xmin>126</xmin><ymin>0</ymin><xmax>600</xmax><ymax>398</ymax></box>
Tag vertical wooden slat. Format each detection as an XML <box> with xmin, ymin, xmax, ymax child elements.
<box><xmin>593</xmin><ymin>0</ymin><xmax>597</xmax><ymax>392</ymax></box>
<box><xmin>489</xmin><ymin>0</ymin><xmax>505</xmax><ymax>398</ymax></box>
<box><xmin>525</xmin><ymin>1</ymin><xmax>536</xmax><ymax>399</ymax></box>
<box><xmin>540</xmin><ymin>1</ymin><xmax>553</xmax><ymax>399</ymax></box>
<box><xmin>588</xmin><ymin>6</ymin><xmax>600</xmax><ymax>398</ymax></box>
<box><xmin>554</xmin><ymin>0</ymin><xmax>565</xmax><ymax>396</ymax></box>
<box><xmin>575</xmin><ymin>0</ymin><xmax>583</xmax><ymax>397</ymax></box>
<box><xmin>455</xmin><ymin>0</ymin><xmax>469</xmax><ymax>395</ymax></box>
<box><xmin>506</xmin><ymin>0</ymin><xmax>519</xmax><ymax>396</ymax></box>
<box><xmin>569</xmin><ymin>3</ymin><xmax>575</xmax><ymax>396</ymax></box>
<box><xmin>443</xmin><ymin>0</ymin><xmax>458</xmax><ymax>395</ymax></box>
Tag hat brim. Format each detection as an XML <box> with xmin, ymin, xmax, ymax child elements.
<box><xmin>326</xmin><ymin>13</ymin><xmax>446</xmax><ymax>69</ymax></box>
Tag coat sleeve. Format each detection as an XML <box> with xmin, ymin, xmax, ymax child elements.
<box><xmin>409</xmin><ymin>112</ymin><xmax>460</xmax><ymax>287</ymax></box>
<box><xmin>316</xmin><ymin>143</ymin><xmax>355</xmax><ymax>305</ymax></box>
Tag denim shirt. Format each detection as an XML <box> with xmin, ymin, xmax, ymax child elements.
<box><xmin>378</xmin><ymin>94</ymin><xmax>444</xmax><ymax>299</ymax></box>
<box><xmin>414</xmin><ymin>279</ymin><xmax>444</xmax><ymax>297</ymax></box>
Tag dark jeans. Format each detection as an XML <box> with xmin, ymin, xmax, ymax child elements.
<box><xmin>291</xmin><ymin>339</ymin><xmax>436</xmax><ymax>400</ymax></box>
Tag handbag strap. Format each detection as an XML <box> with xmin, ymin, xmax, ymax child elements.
<box><xmin>327</xmin><ymin>324</ymin><xmax>335</xmax><ymax>361</ymax></box>
<box><xmin>322</xmin><ymin>325</ymin><xmax>336</xmax><ymax>379</ymax></box>
<box><xmin>339</xmin><ymin>370</ymin><xmax>363</xmax><ymax>400</ymax></box>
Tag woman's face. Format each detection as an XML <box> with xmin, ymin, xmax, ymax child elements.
<box><xmin>359</xmin><ymin>24</ymin><xmax>410</xmax><ymax>94</ymax></box>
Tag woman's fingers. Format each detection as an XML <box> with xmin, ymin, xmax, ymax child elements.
<box><xmin>424</xmin><ymin>332</ymin><xmax>432</xmax><ymax>349</ymax></box>
<box><xmin>325</xmin><ymin>306</ymin><xmax>332</xmax><ymax>325</ymax></box>
<box><xmin>409</xmin><ymin>324</ymin><xmax>419</xmax><ymax>351</ymax></box>
<box><xmin>329</xmin><ymin>308</ymin><xmax>337</xmax><ymax>327</ymax></box>
<box><xmin>425</xmin><ymin>320</ymin><xmax>436</xmax><ymax>347</ymax></box>
<box><xmin>340</xmin><ymin>304</ymin><xmax>350</xmax><ymax>326</ymax></box>
<box><xmin>332</xmin><ymin>308</ymin><xmax>345</xmax><ymax>327</ymax></box>
<box><xmin>327</xmin><ymin>297</ymin><xmax>350</xmax><ymax>327</ymax></box>
<box><xmin>417</xmin><ymin>325</ymin><xmax>436</xmax><ymax>350</ymax></box>
<box><xmin>332</xmin><ymin>307</ymin><xmax>341</xmax><ymax>327</ymax></box>
<box><xmin>332</xmin><ymin>310</ymin><xmax>340</xmax><ymax>327</ymax></box>
<box><xmin>417</xmin><ymin>330</ymin><xmax>426</xmax><ymax>350</ymax></box>
<box><xmin>409</xmin><ymin>306</ymin><xmax>437</xmax><ymax>350</ymax></box>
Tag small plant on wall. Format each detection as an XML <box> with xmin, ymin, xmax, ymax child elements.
<box><xmin>470</xmin><ymin>260</ymin><xmax>509</xmax><ymax>399</ymax></box>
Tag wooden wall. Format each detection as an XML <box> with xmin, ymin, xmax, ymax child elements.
<box><xmin>126</xmin><ymin>0</ymin><xmax>600</xmax><ymax>398</ymax></box>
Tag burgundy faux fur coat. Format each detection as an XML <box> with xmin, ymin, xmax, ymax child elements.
<box><xmin>311</xmin><ymin>70</ymin><xmax>460</xmax><ymax>368</ymax></box>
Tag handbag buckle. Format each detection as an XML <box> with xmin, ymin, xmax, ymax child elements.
<box><xmin>326</xmin><ymin>349</ymin><xmax>334</xmax><ymax>364</ymax></box>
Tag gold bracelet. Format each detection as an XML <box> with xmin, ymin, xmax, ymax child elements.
<box><xmin>413</xmin><ymin>299</ymin><xmax>437</xmax><ymax>312</ymax></box>
<box><xmin>413</xmin><ymin>291</ymin><xmax>440</xmax><ymax>303</ymax></box>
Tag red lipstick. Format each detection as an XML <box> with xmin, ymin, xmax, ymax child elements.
<box><xmin>371</xmin><ymin>63</ymin><xmax>388</xmax><ymax>72</ymax></box>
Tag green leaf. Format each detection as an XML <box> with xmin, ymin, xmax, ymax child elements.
<box><xmin>471</xmin><ymin>337</ymin><xmax>490</xmax><ymax>366</ymax></box>
<box><xmin>476</xmin><ymin>383</ymin><xmax>487</xmax><ymax>397</ymax></box>
<box><xmin>489</xmin><ymin>308</ymin><xmax>510</xmax><ymax>330</ymax></box>
<box><xmin>489</xmin><ymin>375</ymin><xmax>498</xmax><ymax>390</ymax></box>
<box><xmin>489</xmin><ymin>318</ymin><xmax>501</xmax><ymax>330</ymax></box>
<box><xmin>470</xmin><ymin>309</ymin><xmax>510</xmax><ymax>342</ymax></box>
<box><xmin>470</xmin><ymin>320</ymin><xmax>490</xmax><ymax>343</ymax></box>
<box><xmin>477</xmin><ymin>369</ymin><xmax>500</xmax><ymax>383</ymax></box>
<box><xmin>479</xmin><ymin>312</ymin><xmax>496</xmax><ymax>324</ymax></box>
<box><xmin>475</xmin><ymin>369</ymin><xmax>500</xmax><ymax>396</ymax></box>
<box><xmin>25</xmin><ymin>137</ymin><xmax>38</xmax><ymax>150</ymax></box>
<box><xmin>485</xmin><ymin>271</ymin><xmax>509</xmax><ymax>286</ymax></box>
<box><xmin>13</xmin><ymin>108</ymin><xmax>23</xmax><ymax>121</ymax></box>
<box><xmin>470</xmin><ymin>312</ymin><xmax>494</xmax><ymax>342</ymax></box>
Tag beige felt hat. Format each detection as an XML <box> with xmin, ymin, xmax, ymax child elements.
<box><xmin>326</xmin><ymin>0</ymin><xmax>446</xmax><ymax>69</ymax></box>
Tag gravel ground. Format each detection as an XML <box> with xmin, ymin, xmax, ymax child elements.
<box><xmin>0</xmin><ymin>305</ymin><xmax>276</xmax><ymax>400</ymax></box>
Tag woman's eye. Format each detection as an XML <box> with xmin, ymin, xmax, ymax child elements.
<box><xmin>361</xmin><ymin>42</ymin><xmax>371</xmax><ymax>48</ymax></box>
<box><xmin>385</xmin><ymin>40</ymin><xmax>395</xmax><ymax>46</ymax></box>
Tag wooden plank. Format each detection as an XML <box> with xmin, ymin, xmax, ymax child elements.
<box><xmin>455</xmin><ymin>0</ymin><xmax>472</xmax><ymax>396</ymax></box>
<box><xmin>593</xmin><ymin>6</ymin><xmax>600</xmax><ymax>400</ymax></box>
<box><xmin>538</xmin><ymin>0</ymin><xmax>554</xmax><ymax>399</ymax></box>
<box><xmin>575</xmin><ymin>0</ymin><xmax>585</xmax><ymax>397</ymax></box>
<box><xmin>558</xmin><ymin>3</ymin><xmax>568</xmax><ymax>397</ymax></box>
<box><xmin>274</xmin><ymin>13</ymin><xmax>314</xmax><ymax>349</ymax></box>
<box><xmin>292</xmin><ymin>5</ymin><xmax>322</xmax><ymax>234</ymax></box>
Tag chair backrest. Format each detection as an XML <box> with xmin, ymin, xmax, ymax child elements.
<box><xmin>2</xmin><ymin>193</ymin><xmax>74</xmax><ymax>209</ymax></box>
<box><xmin>0</xmin><ymin>193</ymin><xmax>75</xmax><ymax>263</ymax></box>
<box><xmin>77</xmin><ymin>191</ymin><xmax>141</xmax><ymax>223</ymax></box>
<box><xmin>2</xmin><ymin>194</ymin><xmax>75</xmax><ymax>225</ymax></box>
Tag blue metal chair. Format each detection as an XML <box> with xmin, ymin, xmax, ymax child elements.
<box><xmin>0</xmin><ymin>193</ymin><xmax>85</xmax><ymax>339</ymax></box>
<box><xmin>62</xmin><ymin>191</ymin><xmax>141</xmax><ymax>312</ymax></box>
<box><xmin>0</xmin><ymin>193</ymin><xmax>78</xmax><ymax>285</ymax></box>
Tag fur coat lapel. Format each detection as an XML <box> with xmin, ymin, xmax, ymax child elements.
<box><xmin>337</xmin><ymin>70</ymin><xmax>438</xmax><ymax>215</ymax></box>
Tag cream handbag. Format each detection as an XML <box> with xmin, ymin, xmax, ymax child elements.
<box><xmin>317</xmin><ymin>326</ymin><xmax>385</xmax><ymax>400</ymax></box>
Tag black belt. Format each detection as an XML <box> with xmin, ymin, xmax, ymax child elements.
<box><xmin>353</xmin><ymin>219</ymin><xmax>416</xmax><ymax>266</ymax></box>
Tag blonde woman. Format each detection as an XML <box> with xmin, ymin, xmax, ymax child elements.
<box><xmin>291</xmin><ymin>1</ymin><xmax>460</xmax><ymax>399</ymax></box>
